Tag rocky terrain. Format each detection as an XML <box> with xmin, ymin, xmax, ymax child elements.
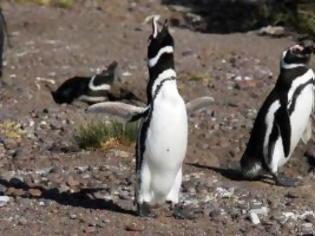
<box><xmin>0</xmin><ymin>1</ymin><xmax>315</xmax><ymax>235</ymax></box>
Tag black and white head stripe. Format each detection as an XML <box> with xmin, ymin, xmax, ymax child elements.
<box><xmin>147</xmin><ymin>17</ymin><xmax>176</xmax><ymax>101</ymax></box>
<box><xmin>281</xmin><ymin>43</ymin><xmax>314</xmax><ymax>69</ymax></box>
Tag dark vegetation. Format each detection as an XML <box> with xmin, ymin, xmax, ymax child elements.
<box><xmin>162</xmin><ymin>0</ymin><xmax>315</xmax><ymax>36</ymax></box>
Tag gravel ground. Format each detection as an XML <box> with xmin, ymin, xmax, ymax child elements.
<box><xmin>0</xmin><ymin>1</ymin><xmax>315</xmax><ymax>235</ymax></box>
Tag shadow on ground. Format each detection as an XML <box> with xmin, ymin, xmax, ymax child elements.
<box><xmin>0</xmin><ymin>178</ymin><xmax>136</xmax><ymax>216</ymax></box>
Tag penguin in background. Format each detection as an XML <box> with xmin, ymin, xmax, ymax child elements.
<box><xmin>51</xmin><ymin>61</ymin><xmax>118</xmax><ymax>104</ymax></box>
<box><xmin>241</xmin><ymin>42</ymin><xmax>315</xmax><ymax>187</ymax></box>
<box><xmin>134</xmin><ymin>17</ymin><xmax>188</xmax><ymax>217</ymax></box>
<box><xmin>0</xmin><ymin>8</ymin><xmax>11</xmax><ymax>78</ymax></box>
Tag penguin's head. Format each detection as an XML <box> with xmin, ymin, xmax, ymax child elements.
<box><xmin>282</xmin><ymin>42</ymin><xmax>315</xmax><ymax>67</ymax></box>
<box><xmin>147</xmin><ymin>16</ymin><xmax>174</xmax><ymax>63</ymax></box>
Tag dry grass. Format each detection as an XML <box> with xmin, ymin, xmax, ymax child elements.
<box><xmin>75</xmin><ymin>120</ymin><xmax>138</xmax><ymax>151</ymax></box>
<box><xmin>14</xmin><ymin>0</ymin><xmax>75</xmax><ymax>8</ymax></box>
<box><xmin>0</xmin><ymin>120</ymin><xmax>25</xmax><ymax>140</ymax></box>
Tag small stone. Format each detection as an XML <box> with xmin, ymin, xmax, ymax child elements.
<box><xmin>6</xmin><ymin>187</ymin><xmax>25</xmax><ymax>197</ymax></box>
<box><xmin>69</xmin><ymin>214</ymin><xmax>77</xmax><ymax>220</ymax></box>
<box><xmin>18</xmin><ymin>216</ymin><xmax>27</xmax><ymax>225</ymax></box>
<box><xmin>249</xmin><ymin>211</ymin><xmax>260</xmax><ymax>224</ymax></box>
<box><xmin>83</xmin><ymin>226</ymin><xmax>96</xmax><ymax>233</ymax></box>
<box><xmin>125</xmin><ymin>222</ymin><xmax>145</xmax><ymax>232</ymax></box>
<box><xmin>29</xmin><ymin>188</ymin><xmax>42</xmax><ymax>197</ymax></box>
<box><xmin>67</xmin><ymin>176</ymin><xmax>80</xmax><ymax>187</ymax></box>
<box><xmin>59</xmin><ymin>184</ymin><xmax>70</xmax><ymax>193</ymax></box>
<box><xmin>249</xmin><ymin>207</ymin><xmax>269</xmax><ymax>217</ymax></box>
<box><xmin>258</xmin><ymin>25</ymin><xmax>286</xmax><ymax>37</ymax></box>
<box><xmin>301</xmin><ymin>222</ymin><xmax>313</xmax><ymax>235</ymax></box>
<box><xmin>285</xmin><ymin>191</ymin><xmax>299</xmax><ymax>199</ymax></box>
<box><xmin>235</xmin><ymin>79</ymin><xmax>257</xmax><ymax>90</ymax></box>
<box><xmin>0</xmin><ymin>196</ymin><xmax>10</xmax><ymax>206</ymax></box>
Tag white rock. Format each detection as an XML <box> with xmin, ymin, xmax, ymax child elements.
<box><xmin>0</xmin><ymin>196</ymin><xmax>11</xmax><ymax>207</ymax></box>
<box><xmin>249</xmin><ymin>207</ymin><xmax>269</xmax><ymax>217</ymax></box>
<box><xmin>249</xmin><ymin>211</ymin><xmax>260</xmax><ymax>224</ymax></box>
<box><xmin>215</xmin><ymin>187</ymin><xmax>234</xmax><ymax>198</ymax></box>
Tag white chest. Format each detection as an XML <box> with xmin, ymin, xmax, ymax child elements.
<box><xmin>145</xmin><ymin>82</ymin><xmax>188</xmax><ymax>169</ymax></box>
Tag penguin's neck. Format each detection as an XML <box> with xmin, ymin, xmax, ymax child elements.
<box><xmin>147</xmin><ymin>52</ymin><xmax>177</xmax><ymax>103</ymax></box>
<box><xmin>151</xmin><ymin>68</ymin><xmax>177</xmax><ymax>97</ymax></box>
<box><xmin>276</xmin><ymin>66</ymin><xmax>311</xmax><ymax>91</ymax></box>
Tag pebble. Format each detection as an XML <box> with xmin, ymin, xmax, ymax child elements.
<box><xmin>83</xmin><ymin>226</ymin><xmax>96</xmax><ymax>233</ymax></box>
<box><xmin>69</xmin><ymin>214</ymin><xmax>77</xmax><ymax>220</ymax></box>
<box><xmin>258</xmin><ymin>25</ymin><xmax>286</xmax><ymax>37</ymax></box>
<box><xmin>29</xmin><ymin>188</ymin><xmax>42</xmax><ymax>197</ymax></box>
<box><xmin>0</xmin><ymin>196</ymin><xmax>10</xmax><ymax>207</ymax></box>
<box><xmin>125</xmin><ymin>222</ymin><xmax>145</xmax><ymax>232</ymax></box>
<box><xmin>249</xmin><ymin>207</ymin><xmax>269</xmax><ymax>217</ymax></box>
<box><xmin>301</xmin><ymin>222</ymin><xmax>313</xmax><ymax>235</ymax></box>
<box><xmin>18</xmin><ymin>216</ymin><xmax>27</xmax><ymax>225</ymax></box>
<box><xmin>249</xmin><ymin>211</ymin><xmax>260</xmax><ymax>224</ymax></box>
<box><xmin>67</xmin><ymin>176</ymin><xmax>80</xmax><ymax>187</ymax></box>
<box><xmin>6</xmin><ymin>187</ymin><xmax>25</xmax><ymax>197</ymax></box>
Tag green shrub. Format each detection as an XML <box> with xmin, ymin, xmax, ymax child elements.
<box><xmin>75</xmin><ymin>120</ymin><xmax>138</xmax><ymax>150</ymax></box>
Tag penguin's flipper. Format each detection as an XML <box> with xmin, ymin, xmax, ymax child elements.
<box><xmin>302</xmin><ymin>118</ymin><xmax>312</xmax><ymax>144</ymax></box>
<box><xmin>86</xmin><ymin>101</ymin><xmax>147</xmax><ymax>122</ymax></box>
<box><xmin>276</xmin><ymin>94</ymin><xmax>291</xmax><ymax>157</ymax></box>
<box><xmin>266</xmin><ymin>123</ymin><xmax>280</xmax><ymax>166</ymax></box>
<box><xmin>186</xmin><ymin>96</ymin><xmax>214</xmax><ymax>115</ymax></box>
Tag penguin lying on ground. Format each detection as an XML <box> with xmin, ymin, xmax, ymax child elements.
<box><xmin>51</xmin><ymin>61</ymin><xmax>118</xmax><ymax>104</ymax></box>
<box><xmin>241</xmin><ymin>42</ymin><xmax>315</xmax><ymax>187</ymax></box>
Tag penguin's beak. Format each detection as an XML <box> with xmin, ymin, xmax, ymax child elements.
<box><xmin>151</xmin><ymin>15</ymin><xmax>160</xmax><ymax>39</ymax></box>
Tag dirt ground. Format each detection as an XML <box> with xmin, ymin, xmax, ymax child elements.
<box><xmin>1</xmin><ymin>1</ymin><xmax>315</xmax><ymax>235</ymax></box>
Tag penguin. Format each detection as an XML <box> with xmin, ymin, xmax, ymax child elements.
<box><xmin>241</xmin><ymin>42</ymin><xmax>315</xmax><ymax>187</ymax></box>
<box><xmin>0</xmin><ymin>8</ymin><xmax>10</xmax><ymax>78</ymax></box>
<box><xmin>135</xmin><ymin>17</ymin><xmax>188</xmax><ymax>217</ymax></box>
<box><xmin>51</xmin><ymin>61</ymin><xmax>118</xmax><ymax>104</ymax></box>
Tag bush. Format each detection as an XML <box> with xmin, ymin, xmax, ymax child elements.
<box><xmin>75</xmin><ymin>120</ymin><xmax>138</xmax><ymax>150</ymax></box>
<box><xmin>14</xmin><ymin>0</ymin><xmax>75</xmax><ymax>8</ymax></box>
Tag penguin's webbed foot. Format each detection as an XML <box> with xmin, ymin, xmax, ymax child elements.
<box><xmin>137</xmin><ymin>202</ymin><xmax>157</xmax><ymax>218</ymax></box>
<box><xmin>273</xmin><ymin>174</ymin><xmax>299</xmax><ymax>187</ymax></box>
<box><xmin>172</xmin><ymin>204</ymin><xmax>196</xmax><ymax>220</ymax></box>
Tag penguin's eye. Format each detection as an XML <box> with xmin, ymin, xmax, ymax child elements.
<box><xmin>148</xmin><ymin>34</ymin><xmax>155</xmax><ymax>46</ymax></box>
<box><xmin>290</xmin><ymin>45</ymin><xmax>304</xmax><ymax>54</ymax></box>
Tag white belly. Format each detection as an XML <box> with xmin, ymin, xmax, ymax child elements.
<box><xmin>289</xmin><ymin>85</ymin><xmax>313</xmax><ymax>153</ymax></box>
<box><xmin>143</xmin><ymin>84</ymin><xmax>188</xmax><ymax>202</ymax></box>
<box><xmin>272</xmin><ymin>84</ymin><xmax>313</xmax><ymax>170</ymax></box>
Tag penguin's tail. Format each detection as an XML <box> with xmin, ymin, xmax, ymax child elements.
<box><xmin>240</xmin><ymin>153</ymin><xmax>263</xmax><ymax>179</ymax></box>
<box><xmin>0</xmin><ymin>9</ymin><xmax>12</xmax><ymax>49</ymax></box>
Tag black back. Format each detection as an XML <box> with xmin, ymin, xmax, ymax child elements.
<box><xmin>51</xmin><ymin>76</ymin><xmax>90</xmax><ymax>104</ymax></box>
<box><xmin>51</xmin><ymin>61</ymin><xmax>117</xmax><ymax>104</ymax></box>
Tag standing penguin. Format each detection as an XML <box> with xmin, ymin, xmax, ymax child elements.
<box><xmin>241</xmin><ymin>42</ymin><xmax>315</xmax><ymax>186</ymax></box>
<box><xmin>135</xmin><ymin>17</ymin><xmax>188</xmax><ymax>217</ymax></box>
